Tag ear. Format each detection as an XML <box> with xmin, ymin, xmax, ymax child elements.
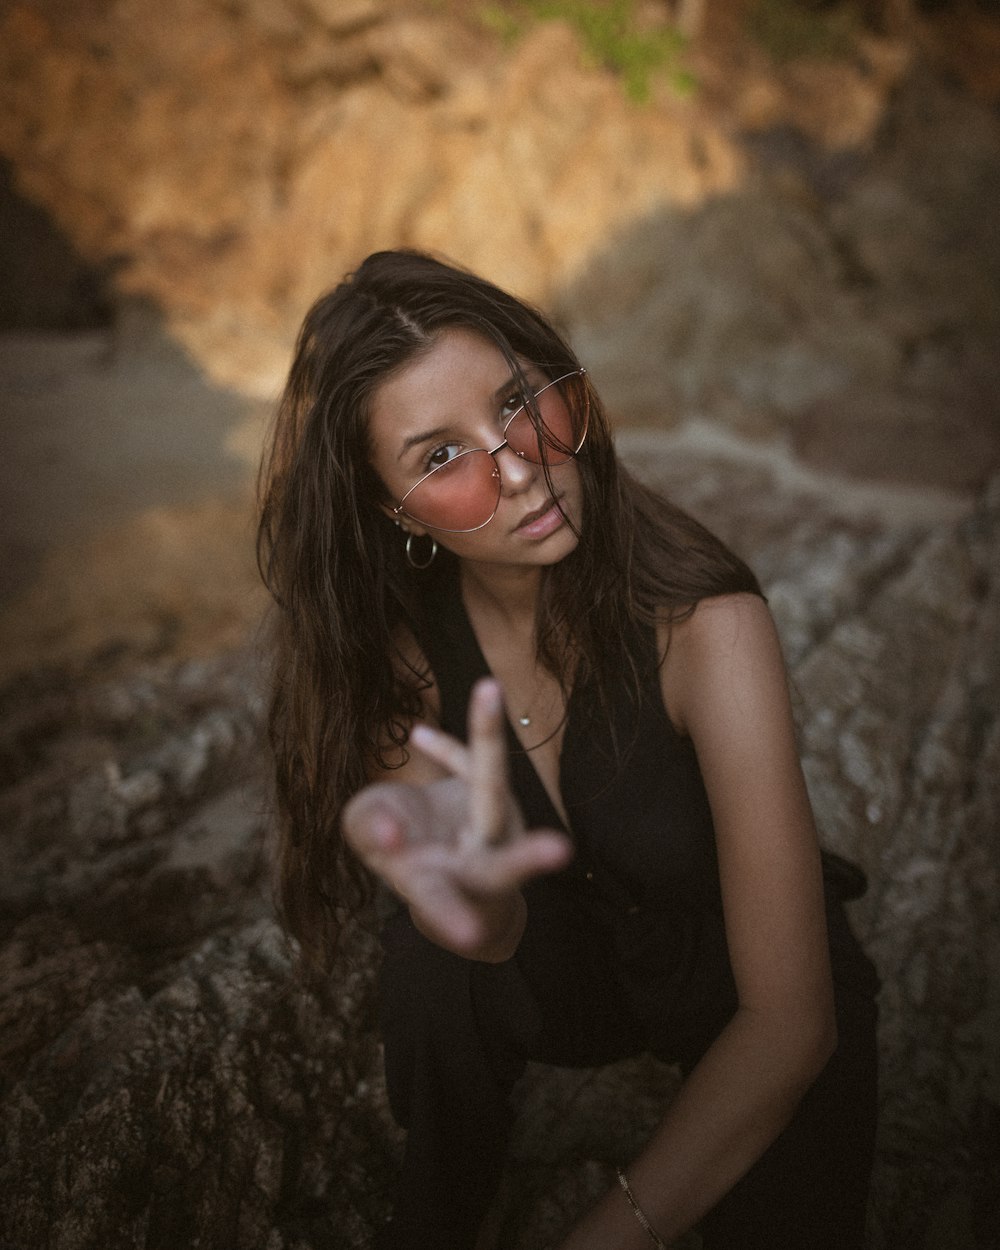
<box><xmin>379</xmin><ymin>502</ymin><xmax>428</xmax><ymax>538</ymax></box>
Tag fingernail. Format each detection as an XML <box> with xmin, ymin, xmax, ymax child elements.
<box><xmin>410</xmin><ymin>723</ymin><xmax>434</xmax><ymax>746</ymax></box>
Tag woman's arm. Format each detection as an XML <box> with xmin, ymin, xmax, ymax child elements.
<box><xmin>558</xmin><ymin>593</ymin><xmax>836</xmax><ymax>1249</ymax></box>
<box><xmin>343</xmin><ymin>674</ymin><xmax>571</xmax><ymax>962</ymax></box>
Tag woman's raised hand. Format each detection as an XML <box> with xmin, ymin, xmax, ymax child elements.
<box><xmin>342</xmin><ymin>679</ymin><xmax>572</xmax><ymax>960</ymax></box>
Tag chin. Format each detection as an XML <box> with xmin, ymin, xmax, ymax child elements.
<box><xmin>535</xmin><ymin>526</ymin><xmax>581</xmax><ymax>566</ymax></box>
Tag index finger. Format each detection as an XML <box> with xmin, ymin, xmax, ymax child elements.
<box><xmin>466</xmin><ymin>678</ymin><xmax>510</xmax><ymax>848</ymax></box>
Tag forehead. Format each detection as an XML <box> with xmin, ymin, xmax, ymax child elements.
<box><xmin>367</xmin><ymin>326</ymin><xmax>526</xmax><ymax>469</ymax></box>
<box><xmin>371</xmin><ymin>327</ymin><xmax>512</xmax><ymax>422</ymax></box>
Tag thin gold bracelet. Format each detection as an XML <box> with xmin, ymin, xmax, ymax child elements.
<box><xmin>616</xmin><ymin>1167</ymin><xmax>668</xmax><ymax>1249</ymax></box>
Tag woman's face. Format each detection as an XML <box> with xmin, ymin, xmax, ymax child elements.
<box><xmin>368</xmin><ymin>327</ymin><xmax>584</xmax><ymax>572</ymax></box>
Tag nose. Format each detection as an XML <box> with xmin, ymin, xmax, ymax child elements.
<box><xmin>492</xmin><ymin>440</ymin><xmax>537</xmax><ymax>494</ymax></box>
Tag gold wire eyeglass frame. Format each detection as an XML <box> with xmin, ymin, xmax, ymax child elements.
<box><xmin>391</xmin><ymin>368</ymin><xmax>589</xmax><ymax>534</ymax></box>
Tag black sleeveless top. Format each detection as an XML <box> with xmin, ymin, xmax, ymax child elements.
<box><xmin>406</xmin><ymin>566</ymin><xmax>873</xmax><ymax>1023</ymax></box>
<box><xmin>411</xmin><ymin>568</ymin><xmax>724</xmax><ymax>928</ymax></box>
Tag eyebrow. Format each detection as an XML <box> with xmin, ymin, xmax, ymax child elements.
<box><xmin>396</xmin><ymin>370</ymin><xmax>525</xmax><ymax>461</ymax></box>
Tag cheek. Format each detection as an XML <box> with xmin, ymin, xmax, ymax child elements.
<box><xmin>552</xmin><ymin>459</ymin><xmax>584</xmax><ymax>507</ymax></box>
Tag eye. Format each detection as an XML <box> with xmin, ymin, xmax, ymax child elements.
<box><xmin>424</xmin><ymin>441</ymin><xmax>464</xmax><ymax>471</ymax></box>
<box><xmin>501</xmin><ymin>375</ymin><xmax>548</xmax><ymax>424</ymax></box>
<box><xmin>499</xmin><ymin>389</ymin><xmax>526</xmax><ymax>422</ymax></box>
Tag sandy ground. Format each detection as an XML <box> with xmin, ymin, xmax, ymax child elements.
<box><xmin>0</xmin><ymin>314</ymin><xmax>274</xmax><ymax>682</ymax></box>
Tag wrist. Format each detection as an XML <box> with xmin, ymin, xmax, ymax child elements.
<box><xmin>616</xmin><ymin>1168</ymin><xmax>668</xmax><ymax>1249</ymax></box>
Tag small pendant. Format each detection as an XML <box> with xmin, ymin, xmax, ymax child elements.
<box><xmin>518</xmin><ymin>714</ymin><xmax>531</xmax><ymax>727</ymax></box>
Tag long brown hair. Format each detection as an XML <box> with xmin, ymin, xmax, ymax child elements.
<box><xmin>257</xmin><ymin>249</ymin><xmax>760</xmax><ymax>973</ymax></box>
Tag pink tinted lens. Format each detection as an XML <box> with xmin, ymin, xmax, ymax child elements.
<box><xmin>507</xmin><ymin>373</ymin><xmax>587</xmax><ymax>465</ymax></box>
<box><xmin>401</xmin><ymin>449</ymin><xmax>500</xmax><ymax>532</ymax></box>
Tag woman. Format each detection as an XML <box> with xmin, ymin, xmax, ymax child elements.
<box><xmin>257</xmin><ymin>250</ymin><xmax>879</xmax><ymax>1250</ymax></box>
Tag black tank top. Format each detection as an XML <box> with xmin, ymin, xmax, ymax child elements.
<box><xmin>411</xmin><ymin>568</ymin><xmax>723</xmax><ymax>925</ymax></box>
<box><xmin>408</xmin><ymin>566</ymin><xmax>874</xmax><ymax>1018</ymax></box>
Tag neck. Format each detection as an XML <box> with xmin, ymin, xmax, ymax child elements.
<box><xmin>459</xmin><ymin>559</ymin><xmax>542</xmax><ymax>632</ymax></box>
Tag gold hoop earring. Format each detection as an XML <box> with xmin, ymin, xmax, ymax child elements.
<box><xmin>405</xmin><ymin>532</ymin><xmax>438</xmax><ymax>569</ymax></box>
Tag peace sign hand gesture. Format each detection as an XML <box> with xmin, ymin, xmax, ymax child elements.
<box><xmin>343</xmin><ymin>679</ymin><xmax>572</xmax><ymax>961</ymax></box>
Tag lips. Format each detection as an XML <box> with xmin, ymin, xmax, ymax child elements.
<box><xmin>514</xmin><ymin>495</ymin><xmax>560</xmax><ymax>532</ymax></box>
<box><xmin>511</xmin><ymin>496</ymin><xmax>571</xmax><ymax>543</ymax></box>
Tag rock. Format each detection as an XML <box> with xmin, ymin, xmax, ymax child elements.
<box><xmin>791</xmin><ymin>379</ymin><xmax>1000</xmax><ymax>490</ymax></box>
<box><xmin>793</xmin><ymin>477</ymin><xmax>1000</xmax><ymax>1249</ymax></box>
<box><xmin>0</xmin><ymin>4</ymin><xmax>744</xmax><ymax>395</ymax></box>
<box><xmin>0</xmin><ymin>647</ymin><xmax>399</xmax><ymax>1250</ymax></box>
<box><xmin>299</xmin><ymin>0</ymin><xmax>386</xmax><ymax>37</ymax></box>
<box><xmin>2</xmin><ymin>3</ymin><xmax>996</xmax><ymax>496</ymax></box>
<box><xmin>1</xmin><ymin>920</ymin><xmax>396</xmax><ymax>1250</ymax></box>
<box><xmin>0</xmin><ymin>154</ymin><xmax>114</xmax><ymax>331</ymax></box>
<box><xmin>558</xmin><ymin>187</ymin><xmax>894</xmax><ymax>435</ymax></box>
<box><xmin>2</xmin><ymin>461</ymin><xmax>997</xmax><ymax>1250</ymax></box>
<box><xmin>560</xmin><ymin>68</ymin><xmax>1000</xmax><ymax>489</ymax></box>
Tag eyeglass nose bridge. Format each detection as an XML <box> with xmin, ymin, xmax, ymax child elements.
<box><xmin>484</xmin><ymin>433</ymin><xmax>538</xmax><ymax>489</ymax></box>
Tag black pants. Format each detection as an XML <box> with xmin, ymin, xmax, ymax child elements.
<box><xmin>375</xmin><ymin>881</ymin><xmax>879</xmax><ymax>1250</ymax></box>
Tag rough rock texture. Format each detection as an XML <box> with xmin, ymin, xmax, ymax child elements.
<box><xmin>0</xmin><ymin>1</ymin><xmax>744</xmax><ymax>392</ymax></box>
<box><xmin>2</xmin><ymin>1</ymin><xmax>997</xmax><ymax>495</ymax></box>
<box><xmin>558</xmin><ymin>68</ymin><xmax>1000</xmax><ymax>486</ymax></box>
<box><xmin>2</xmin><ymin>458</ymin><xmax>998</xmax><ymax>1250</ymax></box>
<box><xmin>0</xmin><ymin>650</ymin><xmax>399</xmax><ymax>1250</ymax></box>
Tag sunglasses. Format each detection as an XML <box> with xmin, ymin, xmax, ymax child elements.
<box><xmin>392</xmin><ymin>368</ymin><xmax>589</xmax><ymax>533</ymax></box>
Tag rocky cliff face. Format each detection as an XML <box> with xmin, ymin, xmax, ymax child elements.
<box><xmin>0</xmin><ymin>1</ymin><xmax>740</xmax><ymax>387</ymax></box>
<box><xmin>2</xmin><ymin>1</ymin><xmax>998</xmax><ymax>487</ymax></box>
<box><xmin>1</xmin><ymin>3</ymin><xmax>999</xmax><ymax>1249</ymax></box>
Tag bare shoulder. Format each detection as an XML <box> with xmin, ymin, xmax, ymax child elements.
<box><xmin>657</xmin><ymin>593</ymin><xmax>786</xmax><ymax>737</ymax></box>
<box><xmin>666</xmin><ymin>592</ymin><xmax>779</xmax><ymax>662</ymax></box>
